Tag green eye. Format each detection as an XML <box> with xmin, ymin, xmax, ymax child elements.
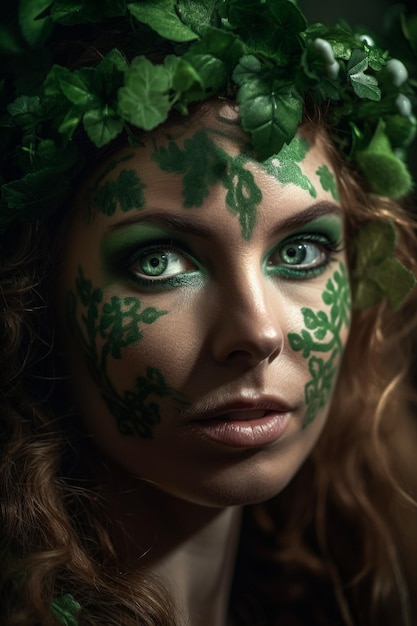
<box><xmin>133</xmin><ymin>249</ymin><xmax>194</xmax><ymax>280</ymax></box>
<box><xmin>266</xmin><ymin>233</ymin><xmax>341</xmax><ymax>279</ymax></box>
<box><xmin>139</xmin><ymin>251</ymin><xmax>169</xmax><ymax>276</ymax></box>
<box><xmin>278</xmin><ymin>242</ymin><xmax>324</xmax><ymax>266</ymax></box>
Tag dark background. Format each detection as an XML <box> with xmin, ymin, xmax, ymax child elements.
<box><xmin>299</xmin><ymin>0</ymin><xmax>415</xmax><ymax>32</ymax></box>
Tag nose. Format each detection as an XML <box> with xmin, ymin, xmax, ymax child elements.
<box><xmin>210</xmin><ymin>270</ymin><xmax>284</xmax><ymax>367</ymax></box>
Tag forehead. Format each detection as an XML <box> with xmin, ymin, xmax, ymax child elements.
<box><xmin>76</xmin><ymin>100</ymin><xmax>340</xmax><ymax>236</ymax></box>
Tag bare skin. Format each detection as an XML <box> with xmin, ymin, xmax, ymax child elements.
<box><xmin>59</xmin><ymin>102</ymin><xmax>350</xmax><ymax>624</ymax></box>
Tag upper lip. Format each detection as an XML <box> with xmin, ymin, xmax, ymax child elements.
<box><xmin>182</xmin><ymin>394</ymin><xmax>294</xmax><ymax>422</ymax></box>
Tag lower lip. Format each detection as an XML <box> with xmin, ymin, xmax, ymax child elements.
<box><xmin>190</xmin><ymin>412</ymin><xmax>291</xmax><ymax>448</ymax></box>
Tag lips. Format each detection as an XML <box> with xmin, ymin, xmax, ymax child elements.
<box><xmin>186</xmin><ymin>396</ymin><xmax>293</xmax><ymax>448</ymax></box>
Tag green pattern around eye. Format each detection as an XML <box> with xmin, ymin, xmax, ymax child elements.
<box><xmin>152</xmin><ymin>129</ymin><xmax>261</xmax><ymax>240</ymax></box>
<box><xmin>89</xmin><ymin>168</ymin><xmax>147</xmax><ymax>222</ymax></box>
<box><xmin>288</xmin><ymin>262</ymin><xmax>350</xmax><ymax>427</ymax></box>
<box><xmin>67</xmin><ymin>267</ymin><xmax>188</xmax><ymax>438</ymax></box>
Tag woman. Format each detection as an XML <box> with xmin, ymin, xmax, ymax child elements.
<box><xmin>1</xmin><ymin>1</ymin><xmax>416</xmax><ymax>624</ymax></box>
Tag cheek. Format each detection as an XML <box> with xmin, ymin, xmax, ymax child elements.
<box><xmin>65</xmin><ymin>267</ymin><xmax>189</xmax><ymax>439</ymax></box>
<box><xmin>286</xmin><ymin>261</ymin><xmax>351</xmax><ymax>428</ymax></box>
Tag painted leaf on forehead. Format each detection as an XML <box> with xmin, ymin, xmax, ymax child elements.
<box><xmin>316</xmin><ymin>164</ymin><xmax>339</xmax><ymax>200</ymax></box>
<box><xmin>263</xmin><ymin>136</ymin><xmax>317</xmax><ymax>197</ymax></box>
<box><xmin>128</xmin><ymin>0</ymin><xmax>198</xmax><ymax>43</ymax></box>
<box><xmin>93</xmin><ymin>169</ymin><xmax>146</xmax><ymax>217</ymax></box>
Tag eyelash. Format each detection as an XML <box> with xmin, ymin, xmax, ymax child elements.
<box><xmin>266</xmin><ymin>233</ymin><xmax>343</xmax><ymax>280</ymax></box>
<box><xmin>118</xmin><ymin>239</ymin><xmax>202</xmax><ymax>289</ymax></box>
<box><xmin>115</xmin><ymin>233</ymin><xmax>343</xmax><ymax>289</ymax></box>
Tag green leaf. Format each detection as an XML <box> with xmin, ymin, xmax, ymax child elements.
<box><xmin>347</xmin><ymin>49</ymin><xmax>381</xmax><ymax>101</ymax></box>
<box><xmin>83</xmin><ymin>107</ymin><xmax>124</xmax><ymax>148</ymax></box>
<box><xmin>50</xmin><ymin>594</ymin><xmax>81</xmax><ymax>626</ymax></box>
<box><xmin>118</xmin><ymin>56</ymin><xmax>173</xmax><ymax>130</ymax></box>
<box><xmin>224</xmin><ymin>0</ymin><xmax>305</xmax><ymax>62</ymax></box>
<box><xmin>51</xmin><ymin>0</ymin><xmax>126</xmax><ymax>25</ymax></box>
<box><xmin>96</xmin><ymin>48</ymin><xmax>129</xmax><ymax>91</ymax></box>
<box><xmin>7</xmin><ymin>95</ymin><xmax>42</xmax><ymax>131</ymax></box>
<box><xmin>234</xmin><ymin>56</ymin><xmax>303</xmax><ymax>159</ymax></box>
<box><xmin>347</xmin><ymin>49</ymin><xmax>368</xmax><ymax>75</ymax></box>
<box><xmin>1</xmin><ymin>169</ymin><xmax>71</xmax><ymax>221</ymax></box>
<box><xmin>364</xmin><ymin>257</ymin><xmax>416</xmax><ymax>310</ymax></box>
<box><xmin>19</xmin><ymin>0</ymin><xmax>53</xmax><ymax>46</ymax></box>
<box><xmin>60</xmin><ymin>68</ymin><xmax>101</xmax><ymax>108</ymax></box>
<box><xmin>176</xmin><ymin>0</ymin><xmax>220</xmax><ymax>35</ymax></box>
<box><xmin>185</xmin><ymin>27</ymin><xmax>244</xmax><ymax>91</ymax></box>
<box><xmin>128</xmin><ymin>0</ymin><xmax>198</xmax><ymax>42</ymax></box>
<box><xmin>354</xmin><ymin>220</ymin><xmax>397</xmax><ymax>272</ymax></box>
<box><xmin>350</xmin><ymin>71</ymin><xmax>381</xmax><ymax>101</ymax></box>
<box><xmin>352</xmin><ymin>220</ymin><xmax>416</xmax><ymax>310</ymax></box>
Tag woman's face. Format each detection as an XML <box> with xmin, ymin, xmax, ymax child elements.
<box><xmin>59</xmin><ymin>103</ymin><xmax>350</xmax><ymax>507</ymax></box>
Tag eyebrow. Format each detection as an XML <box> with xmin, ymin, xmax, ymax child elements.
<box><xmin>107</xmin><ymin>201</ymin><xmax>343</xmax><ymax>238</ymax></box>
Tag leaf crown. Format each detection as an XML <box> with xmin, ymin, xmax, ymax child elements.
<box><xmin>0</xmin><ymin>0</ymin><xmax>416</xmax><ymax>231</ymax></box>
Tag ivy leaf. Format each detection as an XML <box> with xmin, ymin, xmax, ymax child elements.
<box><xmin>83</xmin><ymin>108</ymin><xmax>124</xmax><ymax>148</ymax></box>
<box><xmin>176</xmin><ymin>0</ymin><xmax>220</xmax><ymax>35</ymax></box>
<box><xmin>19</xmin><ymin>0</ymin><xmax>53</xmax><ymax>46</ymax></box>
<box><xmin>127</xmin><ymin>0</ymin><xmax>198</xmax><ymax>43</ymax></box>
<box><xmin>234</xmin><ymin>55</ymin><xmax>303</xmax><ymax>160</ymax></box>
<box><xmin>118</xmin><ymin>56</ymin><xmax>173</xmax><ymax>130</ymax></box>
<box><xmin>7</xmin><ymin>95</ymin><xmax>43</xmax><ymax>132</ymax></box>
<box><xmin>352</xmin><ymin>220</ymin><xmax>416</xmax><ymax>310</ymax></box>
<box><xmin>50</xmin><ymin>594</ymin><xmax>81</xmax><ymax>626</ymax></box>
<box><xmin>347</xmin><ymin>49</ymin><xmax>381</xmax><ymax>101</ymax></box>
<box><xmin>224</xmin><ymin>0</ymin><xmax>305</xmax><ymax>63</ymax></box>
<box><xmin>51</xmin><ymin>0</ymin><xmax>126</xmax><ymax>25</ymax></box>
<box><xmin>185</xmin><ymin>27</ymin><xmax>244</xmax><ymax>91</ymax></box>
<box><xmin>1</xmin><ymin>169</ymin><xmax>71</xmax><ymax>223</ymax></box>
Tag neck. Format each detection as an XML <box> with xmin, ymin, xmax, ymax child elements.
<box><xmin>96</xmin><ymin>461</ymin><xmax>242</xmax><ymax>626</ymax></box>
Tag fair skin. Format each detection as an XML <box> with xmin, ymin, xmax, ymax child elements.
<box><xmin>58</xmin><ymin>102</ymin><xmax>350</xmax><ymax>625</ymax></box>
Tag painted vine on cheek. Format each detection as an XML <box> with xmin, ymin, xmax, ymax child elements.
<box><xmin>67</xmin><ymin>267</ymin><xmax>188</xmax><ymax>438</ymax></box>
<box><xmin>152</xmin><ymin>129</ymin><xmax>262</xmax><ymax>240</ymax></box>
<box><xmin>288</xmin><ymin>262</ymin><xmax>350</xmax><ymax>427</ymax></box>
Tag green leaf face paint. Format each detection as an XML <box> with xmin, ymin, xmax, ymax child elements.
<box><xmin>152</xmin><ymin>128</ymin><xmax>262</xmax><ymax>240</ymax></box>
<box><xmin>288</xmin><ymin>262</ymin><xmax>350</xmax><ymax>427</ymax></box>
<box><xmin>67</xmin><ymin>267</ymin><xmax>187</xmax><ymax>438</ymax></box>
<box><xmin>86</xmin><ymin>154</ymin><xmax>147</xmax><ymax>222</ymax></box>
<box><xmin>316</xmin><ymin>164</ymin><xmax>339</xmax><ymax>200</ymax></box>
<box><xmin>264</xmin><ymin>136</ymin><xmax>317</xmax><ymax>198</ymax></box>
